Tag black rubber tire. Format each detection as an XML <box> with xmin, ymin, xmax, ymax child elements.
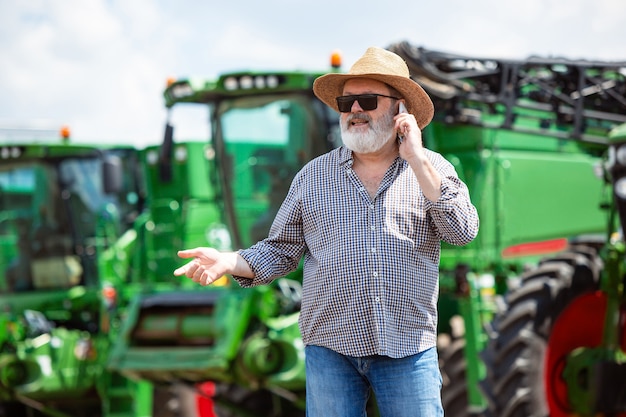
<box><xmin>439</xmin><ymin>337</ymin><xmax>471</xmax><ymax>416</ymax></box>
<box><xmin>479</xmin><ymin>246</ymin><xmax>601</xmax><ymax>417</ymax></box>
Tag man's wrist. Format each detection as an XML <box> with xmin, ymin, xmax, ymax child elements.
<box><xmin>232</xmin><ymin>251</ymin><xmax>254</xmax><ymax>279</ymax></box>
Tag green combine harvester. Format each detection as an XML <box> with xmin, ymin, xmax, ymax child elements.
<box><xmin>1</xmin><ymin>41</ymin><xmax>625</xmax><ymax>417</ymax></box>
<box><xmin>384</xmin><ymin>41</ymin><xmax>626</xmax><ymax>416</ymax></box>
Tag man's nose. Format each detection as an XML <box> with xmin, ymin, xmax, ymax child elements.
<box><xmin>351</xmin><ymin>99</ymin><xmax>363</xmax><ymax>112</ymax></box>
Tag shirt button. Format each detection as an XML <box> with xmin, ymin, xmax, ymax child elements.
<box><xmin>375</xmin><ymin>297</ymin><xmax>380</xmax><ymax>302</ymax></box>
<box><xmin>370</xmin><ymin>205</ymin><xmax>375</xmax><ymax>210</ymax></box>
<box><xmin>373</xmin><ymin>272</ymin><xmax>378</xmax><ymax>277</ymax></box>
<box><xmin>371</xmin><ymin>247</ymin><xmax>376</xmax><ymax>253</ymax></box>
<box><xmin>370</xmin><ymin>225</ymin><xmax>375</xmax><ymax>231</ymax></box>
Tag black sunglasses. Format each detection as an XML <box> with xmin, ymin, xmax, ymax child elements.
<box><xmin>335</xmin><ymin>94</ymin><xmax>400</xmax><ymax>113</ymax></box>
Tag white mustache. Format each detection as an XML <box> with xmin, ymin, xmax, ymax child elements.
<box><xmin>346</xmin><ymin>113</ymin><xmax>372</xmax><ymax>125</ymax></box>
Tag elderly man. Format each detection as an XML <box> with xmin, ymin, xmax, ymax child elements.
<box><xmin>174</xmin><ymin>46</ymin><xmax>479</xmax><ymax>417</ymax></box>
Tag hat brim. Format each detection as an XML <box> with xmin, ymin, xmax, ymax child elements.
<box><xmin>313</xmin><ymin>73</ymin><xmax>434</xmax><ymax>128</ymax></box>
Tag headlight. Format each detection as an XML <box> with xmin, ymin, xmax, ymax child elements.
<box><xmin>616</xmin><ymin>144</ymin><xmax>626</xmax><ymax>166</ymax></box>
<box><xmin>174</xmin><ymin>146</ymin><xmax>188</xmax><ymax>162</ymax></box>
<box><xmin>0</xmin><ymin>146</ymin><xmax>23</xmax><ymax>159</ymax></box>
<box><xmin>614</xmin><ymin>176</ymin><xmax>626</xmax><ymax>199</ymax></box>
<box><xmin>205</xmin><ymin>223</ymin><xmax>232</xmax><ymax>251</ymax></box>
<box><xmin>170</xmin><ymin>82</ymin><xmax>193</xmax><ymax>99</ymax></box>
<box><xmin>146</xmin><ymin>149</ymin><xmax>159</xmax><ymax>165</ymax></box>
<box><xmin>222</xmin><ymin>74</ymin><xmax>284</xmax><ymax>91</ymax></box>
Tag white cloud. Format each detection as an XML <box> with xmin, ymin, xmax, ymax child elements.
<box><xmin>0</xmin><ymin>0</ymin><xmax>624</xmax><ymax>145</ymax></box>
<box><xmin>0</xmin><ymin>0</ymin><xmax>189</xmax><ymax>145</ymax></box>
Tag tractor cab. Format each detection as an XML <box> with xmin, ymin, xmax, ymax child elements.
<box><xmin>162</xmin><ymin>71</ymin><xmax>341</xmax><ymax>250</ymax></box>
<box><xmin>0</xmin><ymin>143</ymin><xmax>142</xmax><ymax>312</ymax></box>
<box><xmin>0</xmin><ymin>142</ymin><xmax>148</xmax><ymax>416</ymax></box>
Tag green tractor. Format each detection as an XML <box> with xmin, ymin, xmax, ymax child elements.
<box><xmin>105</xmin><ymin>60</ymin><xmax>345</xmax><ymax>417</ymax></box>
<box><xmin>0</xmin><ymin>140</ymin><xmax>156</xmax><ymax>417</ymax></box>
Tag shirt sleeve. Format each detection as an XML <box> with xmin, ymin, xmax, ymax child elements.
<box><xmin>424</xmin><ymin>153</ymin><xmax>480</xmax><ymax>246</ymax></box>
<box><xmin>232</xmin><ymin>172</ymin><xmax>307</xmax><ymax>287</ymax></box>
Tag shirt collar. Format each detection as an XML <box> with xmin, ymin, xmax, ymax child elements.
<box><xmin>338</xmin><ymin>146</ymin><xmax>353</xmax><ymax>167</ymax></box>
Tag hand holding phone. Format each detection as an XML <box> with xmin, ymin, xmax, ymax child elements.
<box><xmin>397</xmin><ymin>102</ymin><xmax>407</xmax><ymax>144</ymax></box>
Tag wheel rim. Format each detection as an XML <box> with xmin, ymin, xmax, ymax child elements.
<box><xmin>545</xmin><ymin>292</ymin><xmax>604</xmax><ymax>416</ymax></box>
<box><xmin>544</xmin><ymin>291</ymin><xmax>626</xmax><ymax>417</ymax></box>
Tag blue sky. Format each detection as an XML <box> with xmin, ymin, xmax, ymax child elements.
<box><xmin>1</xmin><ymin>0</ymin><xmax>625</xmax><ymax>146</ymax></box>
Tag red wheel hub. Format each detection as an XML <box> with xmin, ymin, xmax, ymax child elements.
<box><xmin>544</xmin><ymin>291</ymin><xmax>626</xmax><ymax>417</ymax></box>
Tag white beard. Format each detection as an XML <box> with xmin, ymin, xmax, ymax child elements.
<box><xmin>340</xmin><ymin>109</ymin><xmax>395</xmax><ymax>153</ymax></box>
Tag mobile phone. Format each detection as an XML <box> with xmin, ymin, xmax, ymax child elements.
<box><xmin>397</xmin><ymin>102</ymin><xmax>407</xmax><ymax>143</ymax></box>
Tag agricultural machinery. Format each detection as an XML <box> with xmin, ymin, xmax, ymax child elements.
<box><xmin>2</xmin><ymin>41</ymin><xmax>625</xmax><ymax>416</ymax></box>
<box><xmin>0</xmin><ymin>56</ymin><xmax>342</xmax><ymax>416</ymax></box>
<box><xmin>0</xmin><ymin>140</ymin><xmax>155</xmax><ymax>417</ymax></box>
<box><xmin>0</xmin><ymin>135</ymin><xmax>311</xmax><ymax>417</ymax></box>
<box><xmin>386</xmin><ymin>41</ymin><xmax>626</xmax><ymax>416</ymax></box>
<box><xmin>149</xmin><ymin>42</ymin><xmax>626</xmax><ymax>416</ymax></box>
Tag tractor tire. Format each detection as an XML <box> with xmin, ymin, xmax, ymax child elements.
<box><xmin>479</xmin><ymin>245</ymin><xmax>606</xmax><ymax>417</ymax></box>
<box><xmin>0</xmin><ymin>402</ymin><xmax>24</xmax><ymax>417</ymax></box>
<box><xmin>439</xmin><ymin>337</ymin><xmax>471</xmax><ymax>417</ymax></box>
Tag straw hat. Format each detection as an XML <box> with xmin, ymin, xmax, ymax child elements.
<box><xmin>313</xmin><ymin>46</ymin><xmax>434</xmax><ymax>128</ymax></box>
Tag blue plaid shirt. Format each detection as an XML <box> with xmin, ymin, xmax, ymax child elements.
<box><xmin>235</xmin><ymin>146</ymin><xmax>479</xmax><ymax>358</ymax></box>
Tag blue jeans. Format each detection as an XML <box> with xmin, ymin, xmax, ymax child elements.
<box><xmin>305</xmin><ymin>345</ymin><xmax>443</xmax><ymax>417</ymax></box>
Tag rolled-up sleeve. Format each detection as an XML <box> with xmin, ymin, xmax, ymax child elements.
<box><xmin>423</xmin><ymin>152</ymin><xmax>479</xmax><ymax>246</ymax></box>
<box><xmin>428</xmin><ymin>176</ymin><xmax>479</xmax><ymax>245</ymax></box>
<box><xmin>232</xmin><ymin>172</ymin><xmax>307</xmax><ymax>287</ymax></box>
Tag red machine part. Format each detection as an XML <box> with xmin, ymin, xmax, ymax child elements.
<box><xmin>195</xmin><ymin>381</ymin><xmax>216</xmax><ymax>417</ymax></box>
<box><xmin>544</xmin><ymin>291</ymin><xmax>626</xmax><ymax>417</ymax></box>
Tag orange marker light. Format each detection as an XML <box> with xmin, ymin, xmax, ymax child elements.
<box><xmin>102</xmin><ymin>285</ymin><xmax>117</xmax><ymax>308</ymax></box>
<box><xmin>166</xmin><ymin>77</ymin><xmax>177</xmax><ymax>87</ymax></box>
<box><xmin>330</xmin><ymin>50</ymin><xmax>342</xmax><ymax>69</ymax></box>
<box><xmin>60</xmin><ymin>125</ymin><xmax>71</xmax><ymax>140</ymax></box>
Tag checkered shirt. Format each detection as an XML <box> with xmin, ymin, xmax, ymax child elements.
<box><xmin>235</xmin><ymin>146</ymin><xmax>479</xmax><ymax>358</ymax></box>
